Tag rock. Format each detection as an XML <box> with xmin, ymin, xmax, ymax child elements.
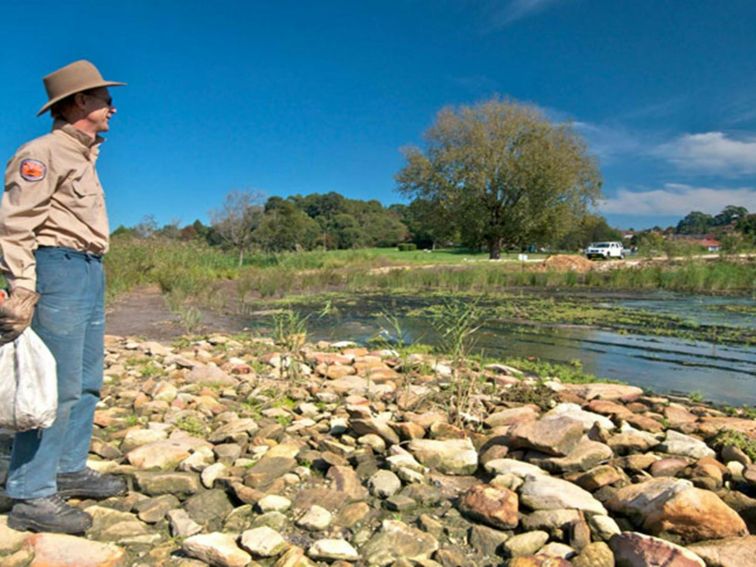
<box><xmin>326</xmin><ymin>465</ymin><xmax>369</xmax><ymax>500</ymax></box>
<box><xmin>538</xmin><ymin>542</ymin><xmax>576</xmax><ymax>559</ymax></box>
<box><xmin>587</xmin><ymin>515</ymin><xmax>621</xmax><ymax>541</ymax></box>
<box><xmin>571</xmin><ymin>542</ymin><xmax>614</xmax><ymax>567</ymax></box>
<box><xmin>521</xmin><ymin>509</ymin><xmax>581</xmax><ymax>533</ymax></box>
<box><xmin>544</xmin><ymin>404</ymin><xmax>615</xmax><ymax>431</ymax></box>
<box><xmin>607</xmin><ymin>477</ymin><xmax>691</xmax><ymax>519</ymax></box>
<box><xmin>650</xmin><ymin>457</ymin><xmax>690</xmax><ymax>477</ymax></box>
<box><xmin>607</xmin><ymin>477</ymin><xmax>747</xmax><ymax>543</ymax></box>
<box><xmin>208</xmin><ymin>418</ymin><xmax>259</xmax><ymax>444</ymax></box>
<box><xmin>688</xmin><ymin>535</ymin><xmax>756</xmax><ymax>567</ymax></box>
<box><xmin>607</xmin><ymin>428</ymin><xmax>660</xmax><ymax>454</ymax></box>
<box><xmin>509</xmin><ymin>557</ymin><xmax>571</xmax><ymax>567</ymax></box>
<box><xmin>126</xmin><ymin>439</ymin><xmax>194</xmax><ymax>470</ymax></box>
<box><xmin>659</xmin><ymin>430</ymin><xmax>716</xmax><ymax>459</ymax></box>
<box><xmin>167</xmin><ymin>509</ymin><xmax>203</xmax><ymax>537</ymax></box>
<box><xmin>184</xmin><ymin>489</ymin><xmax>235</xmax><ymax>530</ymax></box>
<box><xmin>368</xmin><ymin>469</ymin><xmax>402</xmax><ymax>498</ymax></box>
<box><xmin>721</xmin><ymin>444</ymin><xmax>751</xmax><ymax>466</ymax></box>
<box><xmin>274</xmin><ymin>547</ymin><xmax>317</xmax><ymax>567</ymax></box>
<box><xmin>408</xmin><ymin>438</ymin><xmax>478</xmax><ymax>475</ymax></box>
<box><xmin>243</xmin><ymin>449</ymin><xmax>299</xmax><ymax>490</ymax></box>
<box><xmin>134</xmin><ymin>494</ymin><xmax>180</xmax><ymax>523</ymax></box>
<box><xmin>459</xmin><ymin>484</ymin><xmax>519</xmax><ymax>529</ymax></box>
<box><xmin>24</xmin><ymin>533</ymin><xmax>126</xmax><ymax>567</ymax></box>
<box><xmin>664</xmin><ymin>405</ymin><xmax>698</xmax><ymax>428</ymax></box>
<box><xmin>240</xmin><ymin>527</ymin><xmax>288</xmax><ymax>557</ymax></box>
<box><xmin>609</xmin><ymin>531</ymin><xmax>705</xmax><ymax>566</ymax></box>
<box><xmin>360</xmin><ymin>519</ymin><xmax>439</xmax><ymax>565</ymax></box>
<box><xmin>485</xmin><ymin>458</ymin><xmax>548</xmax><ymax>478</ymax></box>
<box><xmin>120</xmin><ymin>429</ymin><xmax>168</xmax><ymax>452</ymax></box>
<box><xmin>519</xmin><ymin>475</ymin><xmax>607</xmax><ymax>515</ymax></box>
<box><xmin>574</xmin><ymin>465</ymin><xmax>623</xmax><ymax>491</ymax></box>
<box><xmin>182</xmin><ymin>532</ymin><xmax>251</xmax><ymax>567</ymax></box>
<box><xmin>504</xmin><ymin>531</ymin><xmax>549</xmax><ymax>557</ymax></box>
<box><xmin>485</xmin><ymin>406</ymin><xmax>540</xmax><ymax>427</ymax></box>
<box><xmin>0</xmin><ymin>516</ymin><xmax>28</xmax><ymax>554</ymax></box>
<box><xmin>562</xmin><ymin>383</ymin><xmax>643</xmax><ymax>401</ymax></box>
<box><xmin>296</xmin><ymin>505</ymin><xmax>333</xmax><ymax>531</ymax></box>
<box><xmin>134</xmin><ymin>471</ymin><xmax>201</xmax><ymax>496</ymax></box>
<box><xmin>86</xmin><ymin>505</ymin><xmax>149</xmax><ymax>541</ymax></box>
<box><xmin>350</xmin><ymin>417</ymin><xmax>400</xmax><ymax>445</ymax></box>
<box><xmin>185</xmin><ymin>364</ymin><xmax>237</xmax><ymax>386</ymax></box>
<box><xmin>469</xmin><ymin>524</ymin><xmax>511</xmax><ymax>558</ymax></box>
<box><xmin>201</xmin><ymin>462</ymin><xmax>228</xmax><ymax>488</ymax></box>
<box><xmin>307</xmin><ymin>539</ymin><xmax>359</xmax><ymax>561</ymax></box>
<box><xmin>508</xmin><ymin>417</ymin><xmax>584</xmax><ymax>456</ymax></box>
<box><xmin>385</xmin><ymin>494</ymin><xmax>416</xmax><ymax>511</ymax></box>
<box><xmin>257</xmin><ymin>494</ymin><xmax>292</xmax><ymax>513</ymax></box>
<box><xmin>538</xmin><ymin>438</ymin><xmax>613</xmax><ymax>473</ymax></box>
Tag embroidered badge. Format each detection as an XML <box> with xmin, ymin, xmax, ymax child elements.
<box><xmin>19</xmin><ymin>159</ymin><xmax>47</xmax><ymax>182</ymax></box>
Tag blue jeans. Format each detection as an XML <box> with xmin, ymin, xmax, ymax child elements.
<box><xmin>5</xmin><ymin>247</ymin><xmax>105</xmax><ymax>499</ymax></box>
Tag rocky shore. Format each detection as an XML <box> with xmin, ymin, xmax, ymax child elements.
<box><xmin>1</xmin><ymin>333</ymin><xmax>754</xmax><ymax>566</ymax></box>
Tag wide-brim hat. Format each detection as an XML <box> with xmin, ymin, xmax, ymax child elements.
<box><xmin>37</xmin><ymin>59</ymin><xmax>126</xmax><ymax>116</ymax></box>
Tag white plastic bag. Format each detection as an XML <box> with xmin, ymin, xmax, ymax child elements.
<box><xmin>0</xmin><ymin>327</ymin><xmax>57</xmax><ymax>431</ymax></box>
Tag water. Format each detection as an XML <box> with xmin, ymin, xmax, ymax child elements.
<box><xmin>254</xmin><ymin>291</ymin><xmax>756</xmax><ymax>407</ymax></box>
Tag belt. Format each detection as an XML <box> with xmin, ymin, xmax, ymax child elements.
<box><xmin>37</xmin><ymin>246</ymin><xmax>103</xmax><ymax>263</ymax></box>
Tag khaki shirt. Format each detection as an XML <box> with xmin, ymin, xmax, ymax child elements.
<box><xmin>0</xmin><ymin>120</ymin><xmax>109</xmax><ymax>290</ymax></box>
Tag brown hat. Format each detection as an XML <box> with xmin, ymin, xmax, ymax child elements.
<box><xmin>37</xmin><ymin>59</ymin><xmax>126</xmax><ymax>116</ymax></box>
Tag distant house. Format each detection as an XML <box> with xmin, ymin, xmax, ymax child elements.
<box><xmin>669</xmin><ymin>233</ymin><xmax>721</xmax><ymax>252</ymax></box>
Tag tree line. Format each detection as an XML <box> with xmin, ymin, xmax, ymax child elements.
<box><xmin>112</xmin><ymin>98</ymin><xmax>753</xmax><ymax>262</ymax></box>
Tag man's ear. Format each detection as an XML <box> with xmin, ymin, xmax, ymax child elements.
<box><xmin>74</xmin><ymin>92</ymin><xmax>88</xmax><ymax>110</ymax></box>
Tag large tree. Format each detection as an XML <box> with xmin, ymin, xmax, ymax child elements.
<box><xmin>396</xmin><ymin>98</ymin><xmax>602</xmax><ymax>258</ymax></box>
<box><xmin>210</xmin><ymin>190</ymin><xmax>264</xmax><ymax>266</ymax></box>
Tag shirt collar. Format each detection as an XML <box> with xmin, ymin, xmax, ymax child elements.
<box><xmin>52</xmin><ymin>120</ymin><xmax>104</xmax><ymax>152</ymax></box>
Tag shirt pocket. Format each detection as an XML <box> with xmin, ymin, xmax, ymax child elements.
<box><xmin>71</xmin><ymin>179</ymin><xmax>101</xmax><ymax>198</ymax></box>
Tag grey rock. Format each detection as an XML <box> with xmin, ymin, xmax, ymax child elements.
<box><xmin>504</xmin><ymin>530</ymin><xmax>549</xmax><ymax>557</ymax></box>
<box><xmin>519</xmin><ymin>475</ymin><xmax>607</xmax><ymax>515</ymax></box>
<box><xmin>240</xmin><ymin>526</ymin><xmax>288</xmax><ymax>557</ymax></box>
<box><xmin>408</xmin><ymin>438</ymin><xmax>478</xmax><ymax>475</ymax></box>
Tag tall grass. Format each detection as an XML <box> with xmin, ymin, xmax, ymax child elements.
<box><xmin>104</xmin><ymin>236</ymin><xmax>238</xmax><ymax>301</ymax></box>
<box><xmin>105</xmin><ymin>237</ymin><xmax>755</xmax><ymax>303</ymax></box>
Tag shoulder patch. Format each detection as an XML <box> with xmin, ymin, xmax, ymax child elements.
<box><xmin>19</xmin><ymin>159</ymin><xmax>47</xmax><ymax>182</ymax></box>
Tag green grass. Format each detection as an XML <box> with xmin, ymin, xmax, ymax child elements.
<box><xmin>105</xmin><ymin>237</ymin><xmax>755</xmax><ymax>306</ymax></box>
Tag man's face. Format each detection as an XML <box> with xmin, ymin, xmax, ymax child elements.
<box><xmin>80</xmin><ymin>87</ymin><xmax>116</xmax><ymax>133</ymax></box>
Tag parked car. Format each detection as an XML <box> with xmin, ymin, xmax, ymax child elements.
<box><xmin>585</xmin><ymin>241</ymin><xmax>625</xmax><ymax>260</ymax></box>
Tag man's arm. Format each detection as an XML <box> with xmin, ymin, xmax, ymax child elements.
<box><xmin>0</xmin><ymin>144</ymin><xmax>56</xmax><ymax>291</ymax></box>
<box><xmin>0</xmin><ymin>144</ymin><xmax>55</xmax><ymax>341</ymax></box>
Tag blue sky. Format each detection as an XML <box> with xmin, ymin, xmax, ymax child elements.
<box><xmin>1</xmin><ymin>0</ymin><xmax>755</xmax><ymax>230</ymax></box>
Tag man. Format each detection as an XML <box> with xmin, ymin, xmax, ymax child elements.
<box><xmin>0</xmin><ymin>60</ymin><xmax>126</xmax><ymax>534</ymax></box>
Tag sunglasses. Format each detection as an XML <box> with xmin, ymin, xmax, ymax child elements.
<box><xmin>85</xmin><ymin>92</ymin><xmax>114</xmax><ymax>107</ymax></box>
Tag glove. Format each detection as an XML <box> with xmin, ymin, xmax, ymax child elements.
<box><xmin>0</xmin><ymin>287</ymin><xmax>40</xmax><ymax>344</ymax></box>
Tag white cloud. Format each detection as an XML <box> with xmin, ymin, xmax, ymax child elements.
<box><xmin>599</xmin><ymin>183</ymin><xmax>756</xmax><ymax>216</ymax></box>
<box><xmin>572</xmin><ymin>121</ymin><xmax>642</xmax><ymax>161</ymax></box>
<box><xmin>655</xmin><ymin>132</ymin><xmax>756</xmax><ymax>176</ymax></box>
<box><xmin>485</xmin><ymin>0</ymin><xmax>563</xmax><ymax>28</ymax></box>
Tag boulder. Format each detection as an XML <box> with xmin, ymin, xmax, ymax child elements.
<box><xmin>508</xmin><ymin>417</ymin><xmax>584</xmax><ymax>456</ymax></box>
<box><xmin>459</xmin><ymin>484</ymin><xmax>519</xmax><ymax>529</ymax></box>
<box><xmin>688</xmin><ymin>535</ymin><xmax>756</xmax><ymax>567</ymax></box>
<box><xmin>408</xmin><ymin>438</ymin><xmax>478</xmax><ymax>475</ymax></box>
<box><xmin>519</xmin><ymin>475</ymin><xmax>607</xmax><ymax>515</ymax></box>
<box><xmin>609</xmin><ymin>531</ymin><xmax>704</xmax><ymax>566</ymax></box>
<box><xmin>182</xmin><ymin>532</ymin><xmax>251</xmax><ymax>567</ymax></box>
<box><xmin>360</xmin><ymin>519</ymin><xmax>439</xmax><ymax>565</ymax></box>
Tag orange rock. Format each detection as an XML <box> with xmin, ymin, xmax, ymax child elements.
<box><xmin>646</xmin><ymin>487</ymin><xmax>748</xmax><ymax>543</ymax></box>
<box><xmin>28</xmin><ymin>533</ymin><xmax>126</xmax><ymax>567</ymax></box>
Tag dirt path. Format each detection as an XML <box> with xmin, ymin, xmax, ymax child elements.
<box><xmin>105</xmin><ymin>285</ymin><xmax>250</xmax><ymax>341</ymax></box>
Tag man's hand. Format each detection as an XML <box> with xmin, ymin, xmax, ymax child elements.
<box><xmin>0</xmin><ymin>287</ymin><xmax>40</xmax><ymax>344</ymax></box>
